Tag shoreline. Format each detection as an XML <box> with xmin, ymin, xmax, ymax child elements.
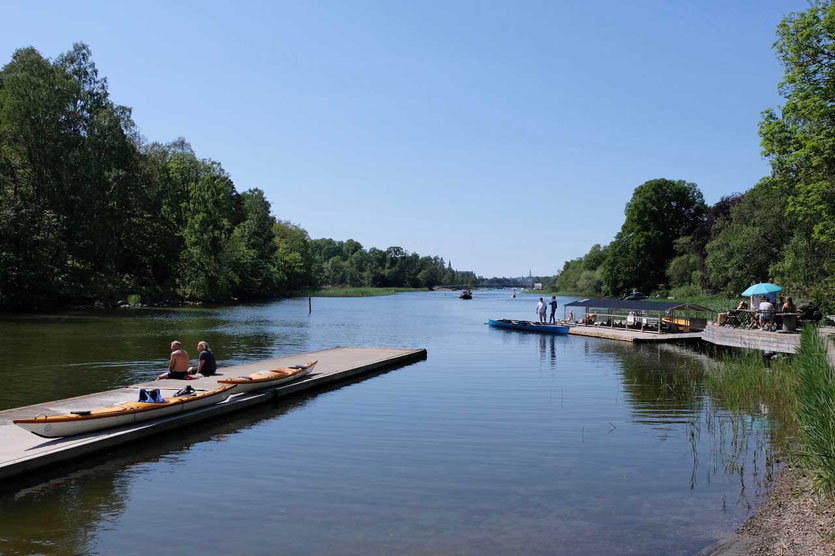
<box><xmin>700</xmin><ymin>465</ymin><xmax>835</xmax><ymax>555</ymax></box>
<box><xmin>1</xmin><ymin>287</ymin><xmax>434</xmax><ymax>313</ymax></box>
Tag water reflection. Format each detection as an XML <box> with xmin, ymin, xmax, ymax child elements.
<box><xmin>0</xmin><ymin>307</ymin><xmax>304</xmax><ymax>410</ymax></box>
<box><xmin>0</xmin><ymin>292</ymin><xmax>784</xmax><ymax>555</ymax></box>
<box><xmin>0</xmin><ymin>396</ymin><xmax>312</xmax><ymax>555</ymax></box>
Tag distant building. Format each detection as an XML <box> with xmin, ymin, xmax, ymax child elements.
<box><xmin>534</xmin><ymin>283</ymin><xmax>543</xmax><ymax>290</ymax></box>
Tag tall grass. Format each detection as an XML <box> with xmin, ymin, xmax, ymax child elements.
<box><xmin>705</xmin><ymin>349</ymin><xmax>798</xmax><ymax>455</ymax></box>
<box><xmin>302</xmin><ymin>287</ymin><xmax>427</xmax><ymax>298</ymax></box>
<box><xmin>793</xmin><ymin>326</ymin><xmax>835</xmax><ymax>495</ymax></box>
<box><xmin>706</xmin><ymin>350</ymin><xmax>797</xmax><ymax>419</ymax></box>
<box><xmin>706</xmin><ymin>326</ymin><xmax>835</xmax><ymax>496</ymax></box>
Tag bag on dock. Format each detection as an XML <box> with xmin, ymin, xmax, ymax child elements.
<box><xmin>138</xmin><ymin>388</ymin><xmax>165</xmax><ymax>403</ymax></box>
<box><xmin>173</xmin><ymin>385</ymin><xmax>196</xmax><ymax>397</ymax></box>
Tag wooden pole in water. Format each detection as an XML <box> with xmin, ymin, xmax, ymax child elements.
<box><xmin>309</xmin><ymin>296</ymin><xmax>312</xmax><ymax>314</ymax></box>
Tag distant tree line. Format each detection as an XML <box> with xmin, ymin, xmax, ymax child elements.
<box><xmin>309</xmin><ymin>238</ymin><xmax>476</xmax><ymax>288</ymax></box>
<box><xmin>0</xmin><ymin>44</ymin><xmax>471</xmax><ymax>309</ymax></box>
<box><xmin>556</xmin><ymin>2</ymin><xmax>835</xmax><ymax>309</ymax></box>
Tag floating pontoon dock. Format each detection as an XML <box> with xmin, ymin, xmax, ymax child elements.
<box><xmin>567</xmin><ymin>326</ymin><xmax>704</xmax><ymax>344</ymax></box>
<box><xmin>0</xmin><ymin>347</ymin><xmax>426</xmax><ymax>481</ymax></box>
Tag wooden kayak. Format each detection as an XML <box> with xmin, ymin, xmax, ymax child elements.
<box><xmin>217</xmin><ymin>360</ymin><xmax>317</xmax><ymax>393</ymax></box>
<box><xmin>13</xmin><ymin>384</ymin><xmax>235</xmax><ymax>438</ymax></box>
<box><xmin>488</xmin><ymin>319</ymin><xmax>570</xmax><ymax>335</ymax></box>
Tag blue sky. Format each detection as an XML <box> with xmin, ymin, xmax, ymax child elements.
<box><xmin>2</xmin><ymin>0</ymin><xmax>805</xmax><ymax>276</ymax></box>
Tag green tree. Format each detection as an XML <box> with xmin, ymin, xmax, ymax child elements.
<box><xmin>273</xmin><ymin>220</ymin><xmax>313</xmax><ymax>290</ymax></box>
<box><xmin>602</xmin><ymin>178</ymin><xmax>706</xmax><ymax>295</ymax></box>
<box><xmin>179</xmin><ymin>163</ymin><xmax>238</xmax><ymax>300</ymax></box>
<box><xmin>666</xmin><ymin>237</ymin><xmax>701</xmax><ymax>288</ymax></box>
<box><xmin>704</xmin><ymin>178</ymin><xmax>793</xmax><ymax>295</ymax></box>
<box><xmin>229</xmin><ymin>188</ymin><xmax>283</xmax><ymax>299</ymax></box>
<box><xmin>757</xmin><ymin>0</ymin><xmax>835</xmax><ymax>305</ymax></box>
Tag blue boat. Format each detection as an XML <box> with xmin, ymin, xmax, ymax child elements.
<box><xmin>488</xmin><ymin>319</ymin><xmax>570</xmax><ymax>335</ymax></box>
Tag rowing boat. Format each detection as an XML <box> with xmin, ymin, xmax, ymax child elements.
<box><xmin>488</xmin><ymin>319</ymin><xmax>570</xmax><ymax>334</ymax></box>
<box><xmin>217</xmin><ymin>360</ymin><xmax>317</xmax><ymax>393</ymax></box>
<box><xmin>13</xmin><ymin>384</ymin><xmax>236</xmax><ymax>438</ymax></box>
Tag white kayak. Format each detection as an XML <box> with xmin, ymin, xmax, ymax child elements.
<box><xmin>13</xmin><ymin>384</ymin><xmax>235</xmax><ymax>438</ymax></box>
<box><xmin>217</xmin><ymin>360</ymin><xmax>317</xmax><ymax>393</ymax></box>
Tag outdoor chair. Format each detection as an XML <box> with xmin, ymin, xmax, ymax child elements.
<box><xmin>724</xmin><ymin>310</ymin><xmax>742</xmax><ymax>328</ymax></box>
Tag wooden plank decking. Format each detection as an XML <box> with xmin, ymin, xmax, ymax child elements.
<box><xmin>0</xmin><ymin>347</ymin><xmax>426</xmax><ymax>481</ymax></box>
<box><xmin>701</xmin><ymin>325</ymin><xmax>800</xmax><ymax>354</ymax></box>
<box><xmin>567</xmin><ymin>326</ymin><xmax>703</xmax><ymax>344</ymax></box>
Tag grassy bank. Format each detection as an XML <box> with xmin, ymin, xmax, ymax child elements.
<box><xmin>705</xmin><ymin>326</ymin><xmax>835</xmax><ymax>495</ymax></box>
<box><xmin>301</xmin><ymin>287</ymin><xmax>429</xmax><ymax>298</ymax></box>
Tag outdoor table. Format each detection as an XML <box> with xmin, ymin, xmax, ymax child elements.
<box><xmin>734</xmin><ymin>309</ymin><xmax>803</xmax><ymax>331</ymax></box>
<box><xmin>778</xmin><ymin>311</ymin><xmax>803</xmax><ymax>332</ymax></box>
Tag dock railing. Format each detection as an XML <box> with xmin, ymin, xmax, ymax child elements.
<box><xmin>570</xmin><ymin>308</ymin><xmax>711</xmax><ymax>335</ymax></box>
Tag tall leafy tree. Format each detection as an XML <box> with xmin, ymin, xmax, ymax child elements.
<box><xmin>179</xmin><ymin>163</ymin><xmax>239</xmax><ymax>301</ymax></box>
<box><xmin>274</xmin><ymin>221</ymin><xmax>313</xmax><ymax>291</ymax></box>
<box><xmin>758</xmin><ymin>0</ymin><xmax>835</xmax><ymax>302</ymax></box>
<box><xmin>230</xmin><ymin>188</ymin><xmax>283</xmax><ymax>299</ymax></box>
<box><xmin>602</xmin><ymin>178</ymin><xmax>706</xmax><ymax>295</ymax></box>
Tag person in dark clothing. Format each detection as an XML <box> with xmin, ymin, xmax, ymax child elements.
<box><xmin>189</xmin><ymin>341</ymin><xmax>217</xmax><ymax>377</ymax></box>
<box><xmin>548</xmin><ymin>296</ymin><xmax>558</xmax><ymax>324</ymax></box>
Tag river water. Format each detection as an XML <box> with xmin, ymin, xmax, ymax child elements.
<box><xmin>0</xmin><ymin>291</ymin><xmax>776</xmax><ymax>555</ymax></box>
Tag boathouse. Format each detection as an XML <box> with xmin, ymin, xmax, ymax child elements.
<box><xmin>564</xmin><ymin>298</ymin><xmax>713</xmax><ymax>334</ymax></box>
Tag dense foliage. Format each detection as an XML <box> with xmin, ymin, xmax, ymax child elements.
<box><xmin>309</xmin><ymin>239</ymin><xmax>476</xmax><ymax>289</ymax></box>
<box><xmin>0</xmin><ymin>44</ymin><xmax>471</xmax><ymax>309</ymax></box>
<box><xmin>556</xmin><ymin>1</ymin><xmax>835</xmax><ymax>311</ymax></box>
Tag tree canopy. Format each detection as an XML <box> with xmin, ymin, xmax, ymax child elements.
<box><xmin>601</xmin><ymin>179</ymin><xmax>706</xmax><ymax>296</ymax></box>
<box><xmin>0</xmin><ymin>44</ymin><xmax>471</xmax><ymax>309</ymax></box>
<box><xmin>554</xmin><ymin>2</ymin><xmax>835</xmax><ymax>311</ymax></box>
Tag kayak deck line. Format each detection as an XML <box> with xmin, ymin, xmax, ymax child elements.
<box><xmin>0</xmin><ymin>346</ymin><xmax>427</xmax><ymax>481</ymax></box>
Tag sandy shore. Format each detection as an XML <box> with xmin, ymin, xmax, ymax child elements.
<box><xmin>700</xmin><ymin>465</ymin><xmax>835</xmax><ymax>555</ymax></box>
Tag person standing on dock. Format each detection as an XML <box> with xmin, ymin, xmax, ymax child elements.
<box><xmin>536</xmin><ymin>298</ymin><xmax>547</xmax><ymax>323</ymax></box>
<box><xmin>548</xmin><ymin>296</ymin><xmax>558</xmax><ymax>323</ymax></box>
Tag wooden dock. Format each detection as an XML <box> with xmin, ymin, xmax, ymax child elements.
<box><xmin>566</xmin><ymin>324</ymin><xmax>806</xmax><ymax>354</ymax></box>
<box><xmin>701</xmin><ymin>325</ymin><xmax>800</xmax><ymax>354</ymax></box>
<box><xmin>0</xmin><ymin>347</ymin><xmax>426</xmax><ymax>481</ymax></box>
<box><xmin>567</xmin><ymin>326</ymin><xmax>703</xmax><ymax>344</ymax></box>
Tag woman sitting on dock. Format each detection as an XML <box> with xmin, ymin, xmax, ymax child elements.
<box><xmin>188</xmin><ymin>341</ymin><xmax>217</xmax><ymax>377</ymax></box>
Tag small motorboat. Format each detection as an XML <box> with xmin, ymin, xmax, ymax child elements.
<box><xmin>218</xmin><ymin>360</ymin><xmax>317</xmax><ymax>393</ymax></box>
<box><xmin>13</xmin><ymin>384</ymin><xmax>236</xmax><ymax>438</ymax></box>
<box><xmin>488</xmin><ymin>319</ymin><xmax>570</xmax><ymax>334</ymax></box>
<box><xmin>460</xmin><ymin>290</ymin><xmax>473</xmax><ymax>299</ymax></box>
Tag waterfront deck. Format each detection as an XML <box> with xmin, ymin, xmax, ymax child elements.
<box><xmin>567</xmin><ymin>325</ymin><xmax>703</xmax><ymax>344</ymax></box>
<box><xmin>701</xmin><ymin>325</ymin><xmax>800</xmax><ymax>354</ymax></box>
<box><xmin>0</xmin><ymin>347</ymin><xmax>426</xmax><ymax>481</ymax></box>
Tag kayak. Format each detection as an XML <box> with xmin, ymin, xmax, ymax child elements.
<box><xmin>217</xmin><ymin>360</ymin><xmax>317</xmax><ymax>393</ymax></box>
<box><xmin>13</xmin><ymin>384</ymin><xmax>235</xmax><ymax>438</ymax></box>
<box><xmin>488</xmin><ymin>319</ymin><xmax>570</xmax><ymax>335</ymax></box>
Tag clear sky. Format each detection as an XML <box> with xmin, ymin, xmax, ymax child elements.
<box><xmin>2</xmin><ymin>0</ymin><xmax>806</xmax><ymax>277</ymax></box>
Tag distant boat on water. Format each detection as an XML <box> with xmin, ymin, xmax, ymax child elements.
<box><xmin>460</xmin><ymin>290</ymin><xmax>472</xmax><ymax>299</ymax></box>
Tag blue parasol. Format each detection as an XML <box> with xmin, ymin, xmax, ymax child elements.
<box><xmin>741</xmin><ymin>283</ymin><xmax>783</xmax><ymax>296</ymax></box>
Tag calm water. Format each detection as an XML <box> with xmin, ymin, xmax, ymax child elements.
<box><xmin>0</xmin><ymin>291</ymin><xmax>776</xmax><ymax>555</ymax></box>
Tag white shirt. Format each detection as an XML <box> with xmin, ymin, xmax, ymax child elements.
<box><xmin>759</xmin><ymin>300</ymin><xmax>775</xmax><ymax>314</ymax></box>
<box><xmin>536</xmin><ymin>301</ymin><xmax>546</xmax><ymax>314</ymax></box>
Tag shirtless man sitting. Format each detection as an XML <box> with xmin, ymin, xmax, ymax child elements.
<box><xmin>157</xmin><ymin>340</ymin><xmax>192</xmax><ymax>380</ymax></box>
